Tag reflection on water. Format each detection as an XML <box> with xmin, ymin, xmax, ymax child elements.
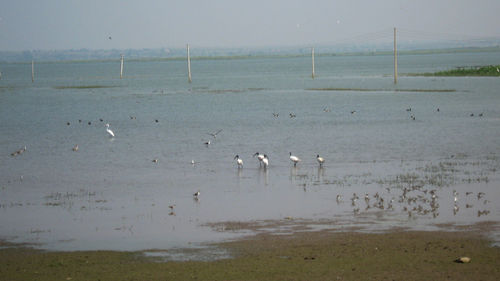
<box><xmin>0</xmin><ymin>52</ymin><xmax>499</xmax><ymax>251</ymax></box>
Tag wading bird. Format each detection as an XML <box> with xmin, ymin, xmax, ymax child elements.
<box><xmin>316</xmin><ymin>154</ymin><xmax>325</xmax><ymax>167</ymax></box>
<box><xmin>105</xmin><ymin>123</ymin><xmax>115</xmax><ymax>137</ymax></box>
<box><xmin>253</xmin><ymin>152</ymin><xmax>265</xmax><ymax>166</ymax></box>
<box><xmin>289</xmin><ymin>152</ymin><xmax>300</xmax><ymax>166</ymax></box>
<box><xmin>234</xmin><ymin>155</ymin><xmax>243</xmax><ymax>168</ymax></box>
<box><xmin>262</xmin><ymin>154</ymin><xmax>269</xmax><ymax>168</ymax></box>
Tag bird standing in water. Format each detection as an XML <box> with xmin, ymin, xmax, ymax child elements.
<box><xmin>289</xmin><ymin>152</ymin><xmax>300</xmax><ymax>166</ymax></box>
<box><xmin>234</xmin><ymin>155</ymin><xmax>243</xmax><ymax>168</ymax></box>
<box><xmin>316</xmin><ymin>154</ymin><xmax>325</xmax><ymax>167</ymax></box>
<box><xmin>105</xmin><ymin>123</ymin><xmax>115</xmax><ymax>137</ymax></box>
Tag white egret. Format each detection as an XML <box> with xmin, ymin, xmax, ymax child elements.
<box><xmin>105</xmin><ymin>123</ymin><xmax>115</xmax><ymax>137</ymax></box>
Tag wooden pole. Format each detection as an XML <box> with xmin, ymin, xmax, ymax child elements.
<box><xmin>311</xmin><ymin>47</ymin><xmax>315</xmax><ymax>79</ymax></box>
<box><xmin>120</xmin><ymin>54</ymin><xmax>124</xmax><ymax>79</ymax></box>
<box><xmin>394</xmin><ymin>27</ymin><xmax>398</xmax><ymax>84</ymax></box>
<box><xmin>187</xmin><ymin>44</ymin><xmax>192</xmax><ymax>83</ymax></box>
<box><xmin>31</xmin><ymin>60</ymin><xmax>34</xmax><ymax>83</ymax></box>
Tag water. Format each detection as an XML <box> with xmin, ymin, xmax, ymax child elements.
<box><xmin>0</xmin><ymin>52</ymin><xmax>499</xmax><ymax>251</ymax></box>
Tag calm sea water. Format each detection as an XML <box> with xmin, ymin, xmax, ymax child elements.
<box><xmin>0</xmin><ymin>52</ymin><xmax>499</xmax><ymax>251</ymax></box>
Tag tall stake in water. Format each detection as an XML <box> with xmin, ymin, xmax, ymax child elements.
<box><xmin>31</xmin><ymin>60</ymin><xmax>34</xmax><ymax>83</ymax></box>
<box><xmin>311</xmin><ymin>47</ymin><xmax>315</xmax><ymax>79</ymax></box>
<box><xmin>120</xmin><ymin>54</ymin><xmax>124</xmax><ymax>79</ymax></box>
<box><xmin>187</xmin><ymin>44</ymin><xmax>192</xmax><ymax>83</ymax></box>
<box><xmin>394</xmin><ymin>27</ymin><xmax>398</xmax><ymax>84</ymax></box>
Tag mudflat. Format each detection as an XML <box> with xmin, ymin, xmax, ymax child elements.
<box><xmin>1</xmin><ymin>222</ymin><xmax>499</xmax><ymax>280</ymax></box>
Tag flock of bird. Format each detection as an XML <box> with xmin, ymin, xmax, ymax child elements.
<box><xmin>9</xmin><ymin>109</ymin><xmax>491</xmax><ymax>221</ymax></box>
<box><xmin>340</xmin><ymin>183</ymin><xmax>491</xmax><ymax>219</ymax></box>
<box><xmin>230</xmin><ymin>152</ymin><xmax>325</xmax><ymax>169</ymax></box>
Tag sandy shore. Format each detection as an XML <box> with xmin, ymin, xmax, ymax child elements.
<box><xmin>1</xmin><ymin>220</ymin><xmax>499</xmax><ymax>280</ymax></box>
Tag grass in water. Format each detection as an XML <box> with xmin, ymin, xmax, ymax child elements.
<box><xmin>54</xmin><ymin>85</ymin><xmax>117</xmax><ymax>90</ymax></box>
<box><xmin>411</xmin><ymin>65</ymin><xmax>500</xmax><ymax>77</ymax></box>
<box><xmin>308</xmin><ymin>88</ymin><xmax>456</xmax><ymax>93</ymax></box>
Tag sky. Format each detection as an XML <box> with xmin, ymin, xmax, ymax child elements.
<box><xmin>1</xmin><ymin>0</ymin><xmax>499</xmax><ymax>51</ymax></box>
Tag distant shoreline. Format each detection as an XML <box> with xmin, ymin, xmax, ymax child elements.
<box><xmin>1</xmin><ymin>46</ymin><xmax>500</xmax><ymax>64</ymax></box>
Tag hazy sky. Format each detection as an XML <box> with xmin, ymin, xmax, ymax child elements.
<box><xmin>1</xmin><ymin>0</ymin><xmax>499</xmax><ymax>51</ymax></box>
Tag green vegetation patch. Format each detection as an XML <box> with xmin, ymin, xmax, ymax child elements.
<box><xmin>412</xmin><ymin>65</ymin><xmax>500</xmax><ymax>77</ymax></box>
<box><xmin>308</xmin><ymin>88</ymin><xmax>456</xmax><ymax>93</ymax></box>
<box><xmin>1</xmin><ymin>227</ymin><xmax>499</xmax><ymax>280</ymax></box>
<box><xmin>54</xmin><ymin>85</ymin><xmax>117</xmax><ymax>90</ymax></box>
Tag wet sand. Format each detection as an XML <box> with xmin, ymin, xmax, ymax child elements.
<box><xmin>1</xmin><ymin>221</ymin><xmax>499</xmax><ymax>280</ymax></box>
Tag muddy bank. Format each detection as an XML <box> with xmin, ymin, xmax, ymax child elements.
<box><xmin>1</xmin><ymin>222</ymin><xmax>499</xmax><ymax>280</ymax></box>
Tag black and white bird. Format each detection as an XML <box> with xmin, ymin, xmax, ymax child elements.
<box><xmin>262</xmin><ymin>154</ymin><xmax>269</xmax><ymax>168</ymax></box>
<box><xmin>316</xmin><ymin>154</ymin><xmax>325</xmax><ymax>167</ymax></box>
<box><xmin>234</xmin><ymin>155</ymin><xmax>243</xmax><ymax>168</ymax></box>
<box><xmin>253</xmin><ymin>152</ymin><xmax>265</xmax><ymax>166</ymax></box>
<box><xmin>193</xmin><ymin>190</ymin><xmax>200</xmax><ymax>198</ymax></box>
<box><xmin>289</xmin><ymin>152</ymin><xmax>301</xmax><ymax>166</ymax></box>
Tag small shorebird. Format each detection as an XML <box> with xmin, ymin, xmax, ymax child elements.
<box><xmin>289</xmin><ymin>152</ymin><xmax>300</xmax><ymax>166</ymax></box>
<box><xmin>234</xmin><ymin>155</ymin><xmax>243</xmax><ymax>168</ymax></box>
<box><xmin>72</xmin><ymin>144</ymin><xmax>79</xmax><ymax>152</ymax></box>
<box><xmin>105</xmin><ymin>123</ymin><xmax>115</xmax><ymax>137</ymax></box>
<box><xmin>351</xmin><ymin>193</ymin><xmax>359</xmax><ymax>206</ymax></box>
<box><xmin>453</xmin><ymin>190</ymin><xmax>458</xmax><ymax>202</ymax></box>
<box><xmin>253</xmin><ymin>152</ymin><xmax>264</xmax><ymax>166</ymax></box>
<box><xmin>477</xmin><ymin>192</ymin><xmax>485</xmax><ymax>200</ymax></box>
<box><xmin>11</xmin><ymin>146</ymin><xmax>27</xmax><ymax>157</ymax></box>
<box><xmin>316</xmin><ymin>154</ymin><xmax>325</xmax><ymax>167</ymax></box>
<box><xmin>169</xmin><ymin>204</ymin><xmax>175</xmax><ymax>211</ymax></box>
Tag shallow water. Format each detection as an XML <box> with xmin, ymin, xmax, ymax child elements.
<box><xmin>0</xmin><ymin>52</ymin><xmax>499</xmax><ymax>251</ymax></box>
